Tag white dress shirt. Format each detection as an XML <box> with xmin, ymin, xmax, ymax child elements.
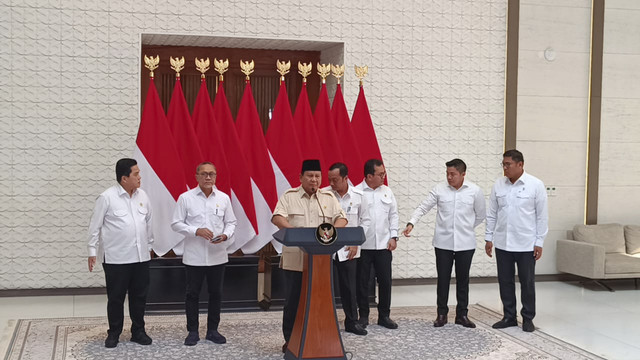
<box><xmin>408</xmin><ymin>181</ymin><xmax>486</xmax><ymax>251</ymax></box>
<box><xmin>356</xmin><ymin>182</ymin><xmax>399</xmax><ymax>250</ymax></box>
<box><xmin>485</xmin><ymin>171</ymin><xmax>549</xmax><ymax>251</ymax></box>
<box><xmin>171</xmin><ymin>187</ymin><xmax>237</xmax><ymax>266</ymax></box>
<box><xmin>326</xmin><ymin>185</ymin><xmax>373</xmax><ymax>261</ymax></box>
<box><xmin>87</xmin><ymin>184</ymin><xmax>153</xmax><ymax>264</ymax></box>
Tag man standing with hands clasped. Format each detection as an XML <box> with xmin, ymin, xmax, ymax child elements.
<box><xmin>172</xmin><ymin>162</ymin><xmax>237</xmax><ymax>346</ymax></box>
<box><xmin>356</xmin><ymin>159</ymin><xmax>399</xmax><ymax>330</ymax></box>
<box><xmin>87</xmin><ymin>158</ymin><xmax>154</xmax><ymax>348</ymax></box>
<box><xmin>403</xmin><ymin>158</ymin><xmax>485</xmax><ymax>328</ymax></box>
<box><xmin>485</xmin><ymin>150</ymin><xmax>548</xmax><ymax>332</ymax></box>
<box><xmin>327</xmin><ymin>162</ymin><xmax>371</xmax><ymax>336</ymax></box>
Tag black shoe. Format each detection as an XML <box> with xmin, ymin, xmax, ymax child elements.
<box><xmin>184</xmin><ymin>331</ymin><xmax>200</xmax><ymax>346</ymax></box>
<box><xmin>492</xmin><ymin>318</ymin><xmax>518</xmax><ymax>329</ymax></box>
<box><xmin>433</xmin><ymin>314</ymin><xmax>447</xmax><ymax>327</ymax></box>
<box><xmin>377</xmin><ymin>316</ymin><xmax>398</xmax><ymax>329</ymax></box>
<box><xmin>522</xmin><ymin>319</ymin><xmax>535</xmax><ymax>332</ymax></box>
<box><xmin>206</xmin><ymin>329</ymin><xmax>227</xmax><ymax>344</ymax></box>
<box><xmin>358</xmin><ymin>317</ymin><xmax>369</xmax><ymax>328</ymax></box>
<box><xmin>130</xmin><ymin>331</ymin><xmax>152</xmax><ymax>345</ymax></box>
<box><xmin>345</xmin><ymin>323</ymin><xmax>368</xmax><ymax>335</ymax></box>
<box><xmin>455</xmin><ymin>315</ymin><xmax>476</xmax><ymax>328</ymax></box>
<box><xmin>104</xmin><ymin>334</ymin><xmax>119</xmax><ymax>348</ymax></box>
<box><xmin>282</xmin><ymin>341</ymin><xmax>288</xmax><ymax>353</ymax></box>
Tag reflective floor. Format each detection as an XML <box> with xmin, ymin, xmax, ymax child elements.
<box><xmin>1</xmin><ymin>280</ymin><xmax>638</xmax><ymax>359</ymax></box>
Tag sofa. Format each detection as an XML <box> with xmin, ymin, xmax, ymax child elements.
<box><xmin>556</xmin><ymin>223</ymin><xmax>640</xmax><ymax>290</ymax></box>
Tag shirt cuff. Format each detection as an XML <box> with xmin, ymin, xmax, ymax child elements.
<box><xmin>88</xmin><ymin>247</ymin><xmax>97</xmax><ymax>257</ymax></box>
<box><xmin>535</xmin><ymin>238</ymin><xmax>544</xmax><ymax>247</ymax></box>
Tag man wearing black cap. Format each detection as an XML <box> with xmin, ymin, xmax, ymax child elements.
<box><xmin>272</xmin><ymin>159</ymin><xmax>348</xmax><ymax>353</ymax></box>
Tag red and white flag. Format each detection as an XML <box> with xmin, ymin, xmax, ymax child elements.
<box><xmin>133</xmin><ymin>77</ymin><xmax>188</xmax><ymax>256</ymax></box>
<box><xmin>351</xmin><ymin>84</ymin><xmax>386</xmax><ymax>183</ymax></box>
<box><xmin>212</xmin><ymin>80</ymin><xmax>258</xmax><ymax>252</ymax></box>
<box><xmin>192</xmin><ymin>78</ymin><xmax>231</xmax><ymax>196</ymax></box>
<box><xmin>331</xmin><ymin>84</ymin><xmax>364</xmax><ymax>183</ymax></box>
<box><xmin>292</xmin><ymin>81</ymin><xmax>327</xmax><ymax>186</ymax></box>
<box><xmin>235</xmin><ymin>80</ymin><xmax>279</xmax><ymax>254</ymax></box>
<box><xmin>166</xmin><ymin>76</ymin><xmax>204</xmax><ymax>190</ymax></box>
<box><xmin>266</xmin><ymin>80</ymin><xmax>302</xmax><ymax>192</ymax></box>
<box><xmin>265</xmin><ymin>80</ymin><xmax>302</xmax><ymax>253</ymax></box>
<box><xmin>314</xmin><ymin>82</ymin><xmax>343</xmax><ymax>175</ymax></box>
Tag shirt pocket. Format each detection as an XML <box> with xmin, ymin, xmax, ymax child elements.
<box><xmin>516</xmin><ymin>193</ymin><xmax>534</xmax><ymax>208</ymax></box>
<box><xmin>459</xmin><ymin>195</ymin><xmax>475</xmax><ymax>206</ymax></box>
<box><xmin>380</xmin><ymin>196</ymin><xmax>393</xmax><ymax>213</ymax></box>
<box><xmin>288</xmin><ymin>207</ymin><xmax>306</xmax><ymax>227</ymax></box>
<box><xmin>438</xmin><ymin>199</ymin><xmax>454</xmax><ymax>213</ymax></box>
<box><xmin>187</xmin><ymin>209</ymin><xmax>205</xmax><ymax>225</ymax></box>
<box><xmin>113</xmin><ymin>209</ymin><xmax>128</xmax><ymax>217</ymax></box>
<box><xmin>496</xmin><ymin>194</ymin><xmax>508</xmax><ymax>208</ymax></box>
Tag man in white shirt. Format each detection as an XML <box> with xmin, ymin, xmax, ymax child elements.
<box><xmin>171</xmin><ymin>162</ymin><xmax>237</xmax><ymax>346</ymax></box>
<box><xmin>327</xmin><ymin>162</ymin><xmax>371</xmax><ymax>336</ymax></box>
<box><xmin>402</xmin><ymin>159</ymin><xmax>486</xmax><ymax>328</ymax></box>
<box><xmin>88</xmin><ymin>158</ymin><xmax>154</xmax><ymax>348</ymax></box>
<box><xmin>485</xmin><ymin>150</ymin><xmax>548</xmax><ymax>332</ymax></box>
<box><xmin>355</xmin><ymin>159</ymin><xmax>399</xmax><ymax>330</ymax></box>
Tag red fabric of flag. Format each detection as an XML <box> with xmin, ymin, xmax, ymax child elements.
<box><xmin>331</xmin><ymin>84</ymin><xmax>364</xmax><ymax>183</ymax></box>
<box><xmin>134</xmin><ymin>77</ymin><xmax>187</xmax><ymax>255</ymax></box>
<box><xmin>314</xmin><ymin>83</ymin><xmax>343</xmax><ymax>178</ymax></box>
<box><xmin>192</xmin><ymin>78</ymin><xmax>231</xmax><ymax>195</ymax></box>
<box><xmin>351</xmin><ymin>85</ymin><xmax>386</xmax><ymax>184</ymax></box>
<box><xmin>166</xmin><ymin>77</ymin><xmax>204</xmax><ymax>189</ymax></box>
<box><xmin>292</xmin><ymin>82</ymin><xmax>326</xmax><ymax>186</ymax></box>
<box><xmin>265</xmin><ymin>81</ymin><xmax>303</xmax><ymax>188</ymax></box>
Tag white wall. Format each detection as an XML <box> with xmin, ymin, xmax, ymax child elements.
<box><xmin>598</xmin><ymin>0</ymin><xmax>640</xmax><ymax>225</ymax></box>
<box><xmin>0</xmin><ymin>0</ymin><xmax>506</xmax><ymax>289</ymax></box>
<box><xmin>516</xmin><ymin>0</ymin><xmax>591</xmax><ymax>274</ymax></box>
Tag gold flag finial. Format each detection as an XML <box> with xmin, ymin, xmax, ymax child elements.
<box><xmin>240</xmin><ymin>59</ymin><xmax>255</xmax><ymax>80</ymax></box>
<box><xmin>195</xmin><ymin>57</ymin><xmax>210</xmax><ymax>78</ymax></box>
<box><xmin>170</xmin><ymin>56</ymin><xmax>185</xmax><ymax>77</ymax></box>
<box><xmin>277</xmin><ymin>60</ymin><xmax>291</xmax><ymax>82</ymax></box>
<box><xmin>331</xmin><ymin>64</ymin><xmax>345</xmax><ymax>84</ymax></box>
<box><xmin>298</xmin><ymin>61</ymin><xmax>312</xmax><ymax>82</ymax></box>
<box><xmin>214</xmin><ymin>58</ymin><xmax>229</xmax><ymax>81</ymax></box>
<box><xmin>144</xmin><ymin>55</ymin><xmax>160</xmax><ymax>78</ymax></box>
<box><xmin>355</xmin><ymin>65</ymin><xmax>369</xmax><ymax>86</ymax></box>
<box><xmin>317</xmin><ymin>63</ymin><xmax>331</xmax><ymax>83</ymax></box>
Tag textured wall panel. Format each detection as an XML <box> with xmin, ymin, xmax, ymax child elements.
<box><xmin>0</xmin><ymin>0</ymin><xmax>506</xmax><ymax>289</ymax></box>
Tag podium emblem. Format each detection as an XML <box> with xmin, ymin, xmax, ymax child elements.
<box><xmin>315</xmin><ymin>223</ymin><xmax>338</xmax><ymax>245</ymax></box>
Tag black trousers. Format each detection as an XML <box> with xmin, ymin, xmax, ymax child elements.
<box><xmin>282</xmin><ymin>270</ymin><xmax>302</xmax><ymax>342</ymax></box>
<box><xmin>495</xmin><ymin>248</ymin><xmax>536</xmax><ymax>321</ymax></box>
<box><xmin>334</xmin><ymin>258</ymin><xmax>358</xmax><ymax>327</ymax></box>
<box><xmin>434</xmin><ymin>248</ymin><xmax>474</xmax><ymax>317</ymax></box>
<box><xmin>357</xmin><ymin>249</ymin><xmax>392</xmax><ymax>319</ymax></box>
<box><xmin>185</xmin><ymin>264</ymin><xmax>226</xmax><ymax>332</ymax></box>
<box><xmin>102</xmin><ymin>261</ymin><xmax>150</xmax><ymax>337</ymax></box>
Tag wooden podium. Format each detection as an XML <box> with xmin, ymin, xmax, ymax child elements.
<box><xmin>273</xmin><ymin>227</ymin><xmax>366</xmax><ymax>360</ymax></box>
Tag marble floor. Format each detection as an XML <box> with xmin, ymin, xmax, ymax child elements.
<box><xmin>1</xmin><ymin>280</ymin><xmax>639</xmax><ymax>359</ymax></box>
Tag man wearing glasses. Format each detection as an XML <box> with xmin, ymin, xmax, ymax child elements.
<box><xmin>355</xmin><ymin>159</ymin><xmax>399</xmax><ymax>330</ymax></box>
<box><xmin>485</xmin><ymin>150</ymin><xmax>548</xmax><ymax>332</ymax></box>
<box><xmin>171</xmin><ymin>162</ymin><xmax>237</xmax><ymax>346</ymax></box>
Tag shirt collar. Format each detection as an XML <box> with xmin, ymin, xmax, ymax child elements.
<box><xmin>297</xmin><ymin>186</ymin><xmax>316</xmax><ymax>199</ymax></box>
<box><xmin>504</xmin><ymin>171</ymin><xmax>528</xmax><ymax>185</ymax></box>
<box><xmin>117</xmin><ymin>183</ymin><xmax>136</xmax><ymax>197</ymax></box>
<box><xmin>195</xmin><ymin>186</ymin><xmax>216</xmax><ymax>198</ymax></box>
<box><xmin>331</xmin><ymin>185</ymin><xmax>352</xmax><ymax>199</ymax></box>
<box><xmin>447</xmin><ymin>182</ymin><xmax>469</xmax><ymax>191</ymax></box>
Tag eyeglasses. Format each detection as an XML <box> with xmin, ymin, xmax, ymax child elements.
<box><xmin>198</xmin><ymin>172</ymin><xmax>217</xmax><ymax>178</ymax></box>
<box><xmin>374</xmin><ymin>172</ymin><xmax>386</xmax><ymax>179</ymax></box>
<box><xmin>500</xmin><ymin>162</ymin><xmax>514</xmax><ymax>168</ymax></box>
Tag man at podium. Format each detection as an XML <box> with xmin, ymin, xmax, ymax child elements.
<box><xmin>271</xmin><ymin>159</ymin><xmax>347</xmax><ymax>353</ymax></box>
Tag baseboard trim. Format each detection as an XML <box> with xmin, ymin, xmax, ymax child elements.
<box><xmin>0</xmin><ymin>274</ymin><xmax>586</xmax><ymax>297</ymax></box>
